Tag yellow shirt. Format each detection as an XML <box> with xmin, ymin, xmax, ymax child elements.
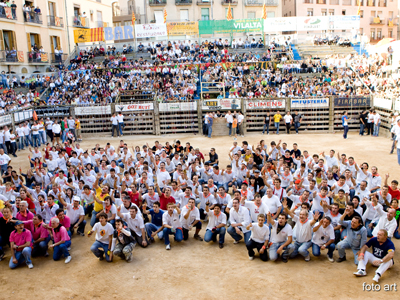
<box><xmin>75</xmin><ymin>120</ymin><xmax>81</xmax><ymax>129</ymax></box>
<box><xmin>94</xmin><ymin>187</ymin><xmax>109</xmax><ymax>212</ymax></box>
<box><xmin>0</xmin><ymin>200</ymin><xmax>4</xmax><ymax>210</ymax></box>
<box><xmin>273</xmin><ymin>114</ymin><xmax>282</xmax><ymax>123</ymax></box>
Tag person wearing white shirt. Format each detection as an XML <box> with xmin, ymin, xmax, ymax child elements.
<box><xmin>373</xmin><ymin>111</ymin><xmax>381</xmax><ymax>137</ymax></box>
<box><xmin>365</xmin><ymin>197</ymin><xmax>397</xmax><ymax>238</ymax></box>
<box><xmin>16</xmin><ymin>124</ymin><xmax>25</xmax><ymax>151</ymax></box>
<box><xmin>243</xmin><ymin>194</ymin><xmax>270</xmax><ymax>222</ymax></box>
<box><xmin>283</xmin><ymin>112</ymin><xmax>293</xmax><ymax>134</ymax></box>
<box><xmin>267</xmin><ymin>212</ymin><xmax>294</xmax><ymax>262</ymax></box>
<box><xmin>58</xmin><ymin>196</ymin><xmax>86</xmax><ymax>235</ymax></box>
<box><xmin>0</xmin><ymin>148</ymin><xmax>11</xmax><ymax>174</ymax></box>
<box><xmin>88</xmin><ymin>213</ymin><xmax>114</xmax><ymax>262</ymax></box>
<box><xmin>287</xmin><ymin>208</ymin><xmax>319</xmax><ymax>261</ymax></box>
<box><xmin>323</xmin><ymin>150</ymin><xmax>338</xmax><ymax>170</ymax></box>
<box><xmin>204</xmin><ymin>203</ymin><xmax>227</xmax><ymax>248</ymax></box>
<box><xmin>180</xmin><ymin>198</ymin><xmax>203</xmax><ymax>241</ymax></box>
<box><xmin>311</xmin><ymin>217</ymin><xmax>336</xmax><ymax>262</ymax></box>
<box><xmin>228</xmin><ymin>198</ymin><xmax>251</xmax><ymax>244</ymax></box>
<box><xmin>261</xmin><ymin>188</ymin><xmax>282</xmax><ymax>219</ymax></box>
<box><xmin>245</xmin><ymin>214</ymin><xmax>269</xmax><ymax>261</ymax></box>
<box><xmin>117</xmin><ymin>112</ymin><xmax>124</xmax><ymax>136</ymax></box>
<box><xmin>225</xmin><ymin>111</ymin><xmax>234</xmax><ymax>136</ymax></box>
<box><xmin>110</xmin><ymin>113</ymin><xmax>119</xmax><ymax>138</ymax></box>
<box><xmin>355</xmin><ymin>163</ymin><xmax>372</xmax><ymax>186</ymax></box>
<box><xmin>117</xmin><ymin>206</ymin><xmax>148</xmax><ymax>248</ymax></box>
<box><xmin>162</xmin><ymin>203</ymin><xmax>183</xmax><ymax>250</ymax></box>
<box><xmin>354</xmin><ymin>181</ymin><xmax>370</xmax><ymax>201</ymax></box>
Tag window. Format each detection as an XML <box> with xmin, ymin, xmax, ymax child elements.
<box><xmin>180</xmin><ymin>9</ymin><xmax>189</xmax><ymax>21</ymax></box>
<box><xmin>50</xmin><ymin>36</ymin><xmax>60</xmax><ymax>52</ymax></box>
<box><xmin>0</xmin><ymin>30</ymin><xmax>17</xmax><ymax>51</ymax></box>
<box><xmin>329</xmin><ymin>9</ymin><xmax>334</xmax><ymax>15</ymax></box>
<box><xmin>360</xmin><ymin>10</ymin><xmax>363</xmax><ymax>18</ymax></box>
<box><xmin>114</xmin><ymin>22</ymin><xmax>121</xmax><ymax>27</ymax></box>
<box><xmin>124</xmin><ymin>21</ymin><xmax>131</xmax><ymax>26</ymax></box>
<box><xmin>27</xmin><ymin>33</ymin><xmax>41</xmax><ymax>49</ymax></box>
<box><xmin>307</xmin><ymin>9</ymin><xmax>313</xmax><ymax>16</ymax></box>
<box><xmin>97</xmin><ymin>11</ymin><xmax>103</xmax><ymax>27</ymax></box>
<box><xmin>371</xmin><ymin>10</ymin><xmax>376</xmax><ymax>17</ymax></box>
<box><xmin>342</xmin><ymin>10</ymin><xmax>346</xmax><ymax>15</ymax></box>
<box><xmin>389</xmin><ymin>11</ymin><xmax>393</xmax><ymax>19</ymax></box>
<box><xmin>377</xmin><ymin>11</ymin><xmax>382</xmax><ymax>17</ymax></box>
<box><xmin>247</xmin><ymin>12</ymin><xmax>256</xmax><ymax>19</ymax></box>
<box><xmin>73</xmin><ymin>7</ymin><xmax>80</xmax><ymax>17</ymax></box>
<box><xmin>201</xmin><ymin>8</ymin><xmax>209</xmax><ymax>20</ymax></box>
<box><xmin>388</xmin><ymin>29</ymin><xmax>392</xmax><ymax>38</ymax></box>
<box><xmin>48</xmin><ymin>1</ymin><xmax>56</xmax><ymax>17</ymax></box>
<box><xmin>267</xmin><ymin>12</ymin><xmax>275</xmax><ymax>18</ymax></box>
<box><xmin>225</xmin><ymin>8</ymin><xmax>233</xmax><ymax>19</ymax></box>
<box><xmin>321</xmin><ymin>9</ymin><xmax>327</xmax><ymax>16</ymax></box>
<box><xmin>376</xmin><ymin>28</ymin><xmax>382</xmax><ymax>39</ymax></box>
<box><xmin>370</xmin><ymin>29</ymin><xmax>375</xmax><ymax>39</ymax></box>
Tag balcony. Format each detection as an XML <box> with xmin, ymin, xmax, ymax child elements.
<box><xmin>197</xmin><ymin>0</ymin><xmax>213</xmax><ymax>5</ymax></box>
<box><xmin>23</xmin><ymin>11</ymin><xmax>43</xmax><ymax>24</ymax></box>
<box><xmin>245</xmin><ymin>0</ymin><xmax>278</xmax><ymax>5</ymax></box>
<box><xmin>329</xmin><ymin>0</ymin><xmax>339</xmax><ymax>4</ymax></box>
<box><xmin>356</xmin><ymin>0</ymin><xmax>364</xmax><ymax>5</ymax></box>
<box><xmin>50</xmin><ymin>53</ymin><xmax>68</xmax><ymax>64</ymax></box>
<box><xmin>221</xmin><ymin>0</ymin><xmax>238</xmax><ymax>5</ymax></box>
<box><xmin>378</xmin><ymin>0</ymin><xmax>386</xmax><ymax>6</ymax></box>
<box><xmin>316</xmin><ymin>0</ymin><xmax>326</xmax><ymax>4</ymax></box>
<box><xmin>370</xmin><ymin>17</ymin><xmax>384</xmax><ymax>25</ymax></box>
<box><xmin>303</xmin><ymin>0</ymin><xmax>313</xmax><ymax>3</ymax></box>
<box><xmin>72</xmin><ymin>16</ymin><xmax>89</xmax><ymax>28</ymax></box>
<box><xmin>149</xmin><ymin>0</ymin><xmax>167</xmax><ymax>6</ymax></box>
<box><xmin>387</xmin><ymin>19</ymin><xmax>398</xmax><ymax>26</ymax></box>
<box><xmin>27</xmin><ymin>52</ymin><xmax>49</xmax><ymax>64</ymax></box>
<box><xmin>97</xmin><ymin>21</ymin><xmax>109</xmax><ymax>27</ymax></box>
<box><xmin>0</xmin><ymin>7</ymin><xmax>17</xmax><ymax>20</ymax></box>
<box><xmin>367</xmin><ymin>0</ymin><xmax>375</xmax><ymax>6</ymax></box>
<box><xmin>342</xmin><ymin>0</ymin><xmax>351</xmax><ymax>5</ymax></box>
<box><xmin>0</xmin><ymin>50</ymin><xmax>20</xmax><ymax>63</ymax></box>
<box><xmin>176</xmin><ymin>0</ymin><xmax>193</xmax><ymax>4</ymax></box>
<box><xmin>47</xmin><ymin>15</ymin><xmax>64</xmax><ymax>27</ymax></box>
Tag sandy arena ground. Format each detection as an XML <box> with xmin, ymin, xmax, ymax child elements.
<box><xmin>0</xmin><ymin>131</ymin><xmax>399</xmax><ymax>300</ymax></box>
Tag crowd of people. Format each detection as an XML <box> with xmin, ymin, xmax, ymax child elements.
<box><xmin>0</xmin><ymin>131</ymin><xmax>397</xmax><ymax>285</ymax></box>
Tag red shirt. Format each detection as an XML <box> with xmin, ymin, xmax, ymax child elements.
<box><xmin>388</xmin><ymin>186</ymin><xmax>400</xmax><ymax>200</ymax></box>
<box><xmin>128</xmin><ymin>191</ymin><xmax>141</xmax><ymax>207</ymax></box>
<box><xmin>159</xmin><ymin>194</ymin><xmax>175</xmax><ymax>210</ymax></box>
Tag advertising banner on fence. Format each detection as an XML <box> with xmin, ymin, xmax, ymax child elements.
<box><xmin>373</xmin><ymin>97</ymin><xmax>393</xmax><ymax>110</ymax></box>
<box><xmin>199</xmin><ymin>19</ymin><xmax>262</xmax><ymax>35</ymax></box>
<box><xmin>296</xmin><ymin>16</ymin><xmax>330</xmax><ymax>31</ymax></box>
<box><xmin>35</xmin><ymin>107</ymin><xmax>70</xmax><ymax>117</ymax></box>
<box><xmin>291</xmin><ymin>98</ymin><xmax>329</xmax><ymax>108</ymax></box>
<box><xmin>14</xmin><ymin>110</ymin><xmax>33</xmax><ymax>122</ymax></box>
<box><xmin>246</xmin><ymin>100</ymin><xmax>286</xmax><ymax>110</ymax></box>
<box><xmin>0</xmin><ymin>114</ymin><xmax>12</xmax><ymax>127</ymax></box>
<box><xmin>135</xmin><ymin>24</ymin><xmax>167</xmax><ymax>38</ymax></box>
<box><xmin>167</xmin><ymin>22</ymin><xmax>198</xmax><ymax>36</ymax></box>
<box><xmin>334</xmin><ymin>96</ymin><xmax>371</xmax><ymax>107</ymax></box>
<box><xmin>115</xmin><ymin>103</ymin><xmax>154</xmax><ymax>112</ymax></box>
<box><xmin>329</xmin><ymin>15</ymin><xmax>360</xmax><ymax>30</ymax></box>
<box><xmin>75</xmin><ymin>106</ymin><xmax>112</xmax><ymax>115</ymax></box>
<box><xmin>263</xmin><ymin>17</ymin><xmax>296</xmax><ymax>32</ymax></box>
<box><xmin>159</xmin><ymin>102</ymin><xmax>197</xmax><ymax>112</ymax></box>
<box><xmin>202</xmin><ymin>99</ymin><xmax>241</xmax><ymax>110</ymax></box>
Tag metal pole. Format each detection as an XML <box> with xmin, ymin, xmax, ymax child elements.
<box><xmin>64</xmin><ymin>0</ymin><xmax>71</xmax><ymax>52</ymax></box>
<box><xmin>211</xmin><ymin>0</ymin><xmax>213</xmax><ymax>20</ymax></box>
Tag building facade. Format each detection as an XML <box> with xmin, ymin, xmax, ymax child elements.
<box><xmin>0</xmin><ymin>0</ymin><xmax>113</xmax><ymax>73</ymax></box>
<box><xmin>282</xmin><ymin>0</ymin><xmax>398</xmax><ymax>41</ymax></box>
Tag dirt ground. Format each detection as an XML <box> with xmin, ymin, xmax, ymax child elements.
<box><xmin>1</xmin><ymin>131</ymin><xmax>399</xmax><ymax>300</ymax></box>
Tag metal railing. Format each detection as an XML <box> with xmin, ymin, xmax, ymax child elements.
<box><xmin>47</xmin><ymin>15</ymin><xmax>64</xmax><ymax>27</ymax></box>
<box><xmin>23</xmin><ymin>11</ymin><xmax>43</xmax><ymax>24</ymax></box>
<box><xmin>221</xmin><ymin>0</ymin><xmax>238</xmax><ymax>5</ymax></box>
<box><xmin>246</xmin><ymin>0</ymin><xmax>278</xmax><ymax>5</ymax></box>
<box><xmin>197</xmin><ymin>0</ymin><xmax>213</xmax><ymax>4</ymax></box>
<box><xmin>27</xmin><ymin>52</ymin><xmax>49</xmax><ymax>64</ymax></box>
<box><xmin>378</xmin><ymin>0</ymin><xmax>386</xmax><ymax>6</ymax></box>
<box><xmin>0</xmin><ymin>7</ymin><xmax>17</xmax><ymax>20</ymax></box>
<box><xmin>0</xmin><ymin>50</ymin><xmax>18</xmax><ymax>63</ymax></box>
<box><xmin>72</xmin><ymin>16</ymin><xmax>89</xmax><ymax>28</ymax></box>
<box><xmin>367</xmin><ymin>0</ymin><xmax>375</xmax><ymax>6</ymax></box>
<box><xmin>50</xmin><ymin>53</ymin><xmax>68</xmax><ymax>64</ymax></box>
<box><xmin>149</xmin><ymin>0</ymin><xmax>167</xmax><ymax>5</ymax></box>
<box><xmin>370</xmin><ymin>17</ymin><xmax>384</xmax><ymax>25</ymax></box>
<box><xmin>329</xmin><ymin>0</ymin><xmax>339</xmax><ymax>4</ymax></box>
<box><xmin>176</xmin><ymin>0</ymin><xmax>193</xmax><ymax>4</ymax></box>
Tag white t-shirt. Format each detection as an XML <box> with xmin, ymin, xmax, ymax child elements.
<box><xmin>92</xmin><ymin>222</ymin><xmax>114</xmax><ymax>244</ymax></box>
<box><xmin>244</xmin><ymin>201</ymin><xmax>270</xmax><ymax>222</ymax></box>
<box><xmin>283</xmin><ymin>115</ymin><xmax>292</xmax><ymax>124</ymax></box>
<box><xmin>311</xmin><ymin>223</ymin><xmax>335</xmax><ymax>246</ymax></box>
<box><xmin>270</xmin><ymin>222</ymin><xmax>293</xmax><ymax>244</ymax></box>
<box><xmin>111</xmin><ymin>116</ymin><xmax>118</xmax><ymax>125</ymax></box>
<box><xmin>249</xmin><ymin>223</ymin><xmax>270</xmax><ymax>243</ymax></box>
<box><xmin>0</xmin><ymin>153</ymin><xmax>11</xmax><ymax>166</ymax></box>
<box><xmin>261</xmin><ymin>194</ymin><xmax>281</xmax><ymax>215</ymax></box>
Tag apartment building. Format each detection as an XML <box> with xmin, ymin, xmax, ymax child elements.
<box><xmin>282</xmin><ymin>0</ymin><xmax>398</xmax><ymax>41</ymax></box>
<box><xmin>0</xmin><ymin>0</ymin><xmax>113</xmax><ymax>73</ymax></box>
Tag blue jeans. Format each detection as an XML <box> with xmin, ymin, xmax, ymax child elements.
<box><xmin>336</xmin><ymin>239</ymin><xmax>360</xmax><ymax>264</ymax></box>
<box><xmin>393</xmin><ymin>226</ymin><xmax>400</xmax><ymax>239</ymax></box>
<box><xmin>118</xmin><ymin>123</ymin><xmax>124</xmax><ymax>135</ymax></box>
<box><xmin>294</xmin><ymin>121</ymin><xmax>301</xmax><ymax>133</ymax></box>
<box><xmin>91</xmin><ymin>240</ymin><xmax>111</xmax><ymax>261</ymax></box>
<box><xmin>373</xmin><ymin>123</ymin><xmax>380</xmax><ymax>136</ymax></box>
<box><xmin>227</xmin><ymin>226</ymin><xmax>251</xmax><ymax>244</ymax></box>
<box><xmin>32</xmin><ymin>236</ymin><xmax>51</xmax><ymax>257</ymax></box>
<box><xmin>25</xmin><ymin>134</ymin><xmax>33</xmax><ymax>147</ymax></box>
<box><xmin>90</xmin><ymin>209</ymin><xmax>102</xmax><ymax>227</ymax></box>
<box><xmin>204</xmin><ymin>227</ymin><xmax>226</xmax><ymax>244</ymax></box>
<box><xmin>32</xmin><ymin>134</ymin><xmax>41</xmax><ymax>147</ymax></box>
<box><xmin>290</xmin><ymin>240</ymin><xmax>312</xmax><ymax>258</ymax></box>
<box><xmin>269</xmin><ymin>241</ymin><xmax>295</xmax><ymax>261</ymax></box>
<box><xmin>263</xmin><ymin>123</ymin><xmax>270</xmax><ymax>134</ymax></box>
<box><xmin>9</xmin><ymin>247</ymin><xmax>32</xmax><ymax>269</ymax></box>
<box><xmin>207</xmin><ymin>124</ymin><xmax>212</xmax><ymax>138</ymax></box>
<box><xmin>39</xmin><ymin>131</ymin><xmax>46</xmax><ymax>144</ymax></box>
<box><xmin>163</xmin><ymin>228</ymin><xmax>183</xmax><ymax>245</ymax></box>
<box><xmin>365</xmin><ymin>219</ymin><xmax>374</xmax><ymax>237</ymax></box>
<box><xmin>223</xmin><ymin>181</ymin><xmax>233</xmax><ymax>193</ymax></box>
<box><xmin>359</xmin><ymin>123</ymin><xmax>365</xmax><ymax>135</ymax></box>
<box><xmin>53</xmin><ymin>240</ymin><xmax>71</xmax><ymax>261</ymax></box>
<box><xmin>274</xmin><ymin>122</ymin><xmax>280</xmax><ymax>134</ymax></box>
<box><xmin>0</xmin><ymin>143</ymin><xmax>6</xmax><ymax>154</ymax></box>
<box><xmin>145</xmin><ymin>223</ymin><xmax>164</xmax><ymax>240</ymax></box>
<box><xmin>397</xmin><ymin>148</ymin><xmax>400</xmax><ymax>166</ymax></box>
<box><xmin>312</xmin><ymin>243</ymin><xmax>335</xmax><ymax>258</ymax></box>
<box><xmin>1</xmin><ymin>164</ymin><xmax>8</xmax><ymax>175</ymax></box>
<box><xmin>61</xmin><ymin>129</ymin><xmax>69</xmax><ymax>143</ymax></box>
<box><xmin>228</xmin><ymin>123</ymin><xmax>232</xmax><ymax>136</ymax></box>
<box><xmin>18</xmin><ymin>136</ymin><xmax>25</xmax><ymax>150</ymax></box>
<box><xmin>343</xmin><ymin>125</ymin><xmax>349</xmax><ymax>139</ymax></box>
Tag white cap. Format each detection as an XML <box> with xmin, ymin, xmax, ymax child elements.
<box><xmin>73</xmin><ymin>196</ymin><xmax>81</xmax><ymax>202</ymax></box>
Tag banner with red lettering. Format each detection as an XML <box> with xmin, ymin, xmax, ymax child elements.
<box><xmin>246</xmin><ymin>100</ymin><xmax>286</xmax><ymax>109</ymax></box>
<box><xmin>115</xmin><ymin>103</ymin><xmax>154</xmax><ymax>112</ymax></box>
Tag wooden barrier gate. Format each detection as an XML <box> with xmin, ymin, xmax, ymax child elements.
<box><xmin>159</xmin><ymin>102</ymin><xmax>198</xmax><ymax>135</ymax></box>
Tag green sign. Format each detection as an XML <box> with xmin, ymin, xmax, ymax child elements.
<box><xmin>199</xmin><ymin>19</ymin><xmax>263</xmax><ymax>35</ymax></box>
